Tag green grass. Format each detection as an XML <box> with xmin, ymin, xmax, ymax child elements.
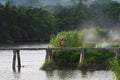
<box><xmin>48</xmin><ymin>29</ymin><xmax>116</xmax><ymax>69</ymax></box>
<box><xmin>41</xmin><ymin>59</ymin><xmax>57</xmax><ymax>70</ymax></box>
<box><xmin>110</xmin><ymin>59</ymin><xmax>120</xmax><ymax>80</ymax></box>
<box><xmin>41</xmin><ymin>28</ymin><xmax>120</xmax><ymax>80</ymax></box>
<box><xmin>78</xmin><ymin>50</ymin><xmax>115</xmax><ymax>70</ymax></box>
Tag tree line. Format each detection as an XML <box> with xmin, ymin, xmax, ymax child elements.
<box><xmin>0</xmin><ymin>0</ymin><xmax>120</xmax><ymax>43</ymax></box>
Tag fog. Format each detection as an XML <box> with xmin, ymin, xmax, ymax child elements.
<box><xmin>82</xmin><ymin>27</ymin><xmax>120</xmax><ymax>48</ymax></box>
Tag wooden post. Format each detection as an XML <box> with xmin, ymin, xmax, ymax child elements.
<box><xmin>116</xmin><ymin>49</ymin><xmax>120</xmax><ymax>59</ymax></box>
<box><xmin>12</xmin><ymin>49</ymin><xmax>21</xmax><ymax>72</ymax></box>
<box><xmin>16</xmin><ymin>49</ymin><xmax>21</xmax><ymax>72</ymax></box>
<box><xmin>12</xmin><ymin>50</ymin><xmax>16</xmax><ymax>72</ymax></box>
<box><xmin>45</xmin><ymin>50</ymin><xmax>49</xmax><ymax>62</ymax></box>
<box><xmin>45</xmin><ymin>49</ymin><xmax>52</xmax><ymax>62</ymax></box>
<box><xmin>49</xmin><ymin>50</ymin><xmax>52</xmax><ymax>60</ymax></box>
<box><xmin>79</xmin><ymin>49</ymin><xmax>86</xmax><ymax>64</ymax></box>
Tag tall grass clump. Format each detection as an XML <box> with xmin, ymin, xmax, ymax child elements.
<box><xmin>79</xmin><ymin>50</ymin><xmax>115</xmax><ymax>70</ymax></box>
<box><xmin>110</xmin><ymin>59</ymin><xmax>120</xmax><ymax>80</ymax></box>
<box><xmin>50</xmin><ymin>30</ymin><xmax>83</xmax><ymax>48</ymax></box>
<box><xmin>50</xmin><ymin>30</ymin><xmax>83</xmax><ymax>67</ymax></box>
<box><xmin>42</xmin><ymin>27</ymin><xmax>116</xmax><ymax>70</ymax></box>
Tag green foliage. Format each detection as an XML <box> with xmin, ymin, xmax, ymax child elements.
<box><xmin>53</xmin><ymin>51</ymin><xmax>80</xmax><ymax>67</ymax></box>
<box><xmin>50</xmin><ymin>30</ymin><xmax>83</xmax><ymax>47</ymax></box>
<box><xmin>41</xmin><ymin>59</ymin><xmax>57</xmax><ymax>70</ymax></box>
<box><xmin>50</xmin><ymin>29</ymin><xmax>116</xmax><ymax>70</ymax></box>
<box><xmin>0</xmin><ymin>0</ymin><xmax>120</xmax><ymax>42</ymax></box>
<box><xmin>50</xmin><ymin>30</ymin><xmax>83</xmax><ymax>67</ymax></box>
<box><xmin>110</xmin><ymin>59</ymin><xmax>120</xmax><ymax>80</ymax></box>
<box><xmin>50</xmin><ymin>29</ymin><xmax>116</xmax><ymax>69</ymax></box>
<box><xmin>86</xmin><ymin>50</ymin><xmax>115</xmax><ymax>65</ymax></box>
<box><xmin>78</xmin><ymin>50</ymin><xmax>115</xmax><ymax>70</ymax></box>
<box><xmin>0</xmin><ymin>3</ymin><xmax>57</xmax><ymax>42</ymax></box>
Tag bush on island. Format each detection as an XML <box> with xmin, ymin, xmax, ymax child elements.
<box><xmin>42</xmin><ymin>28</ymin><xmax>116</xmax><ymax>70</ymax></box>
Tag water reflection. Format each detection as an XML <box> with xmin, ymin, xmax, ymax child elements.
<box><xmin>46</xmin><ymin>70</ymin><xmax>79</xmax><ymax>80</ymax></box>
<box><xmin>13</xmin><ymin>72</ymin><xmax>21</xmax><ymax>79</ymax></box>
<box><xmin>45</xmin><ymin>70</ymin><xmax>115</xmax><ymax>80</ymax></box>
<box><xmin>0</xmin><ymin>43</ymin><xmax>116</xmax><ymax>80</ymax></box>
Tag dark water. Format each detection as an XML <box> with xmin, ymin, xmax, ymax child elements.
<box><xmin>0</xmin><ymin>43</ymin><xmax>116</xmax><ymax>80</ymax></box>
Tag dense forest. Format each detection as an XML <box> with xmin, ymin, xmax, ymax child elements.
<box><xmin>0</xmin><ymin>0</ymin><xmax>120</xmax><ymax>43</ymax></box>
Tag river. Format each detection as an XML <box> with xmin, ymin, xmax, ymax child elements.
<box><xmin>0</xmin><ymin>43</ymin><xmax>116</xmax><ymax>80</ymax></box>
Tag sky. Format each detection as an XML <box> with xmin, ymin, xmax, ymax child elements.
<box><xmin>0</xmin><ymin>0</ymin><xmax>120</xmax><ymax>6</ymax></box>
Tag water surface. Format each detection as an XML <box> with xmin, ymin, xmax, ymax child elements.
<box><xmin>0</xmin><ymin>43</ymin><xmax>116</xmax><ymax>80</ymax></box>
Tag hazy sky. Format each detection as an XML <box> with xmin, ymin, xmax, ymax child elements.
<box><xmin>0</xmin><ymin>0</ymin><xmax>120</xmax><ymax>6</ymax></box>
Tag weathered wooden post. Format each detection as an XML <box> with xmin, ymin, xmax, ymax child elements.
<box><xmin>116</xmin><ymin>49</ymin><xmax>120</xmax><ymax>59</ymax></box>
<box><xmin>12</xmin><ymin>50</ymin><xmax>16</xmax><ymax>72</ymax></box>
<box><xmin>16</xmin><ymin>49</ymin><xmax>21</xmax><ymax>72</ymax></box>
<box><xmin>45</xmin><ymin>49</ymin><xmax>52</xmax><ymax>62</ymax></box>
<box><xmin>79</xmin><ymin>49</ymin><xmax>86</xmax><ymax>64</ymax></box>
<box><xmin>12</xmin><ymin>49</ymin><xmax>21</xmax><ymax>72</ymax></box>
<box><xmin>45</xmin><ymin>50</ymin><xmax>49</xmax><ymax>62</ymax></box>
<box><xmin>49</xmin><ymin>50</ymin><xmax>52</xmax><ymax>60</ymax></box>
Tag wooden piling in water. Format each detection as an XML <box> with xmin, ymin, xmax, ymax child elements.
<box><xmin>16</xmin><ymin>49</ymin><xmax>21</xmax><ymax>71</ymax></box>
<box><xmin>12</xmin><ymin>50</ymin><xmax>16</xmax><ymax>71</ymax></box>
<box><xmin>79</xmin><ymin>49</ymin><xmax>86</xmax><ymax>64</ymax></box>
<box><xmin>45</xmin><ymin>49</ymin><xmax>52</xmax><ymax>62</ymax></box>
<box><xmin>116</xmin><ymin>49</ymin><xmax>120</xmax><ymax>59</ymax></box>
<box><xmin>45</xmin><ymin>50</ymin><xmax>49</xmax><ymax>62</ymax></box>
<box><xmin>12</xmin><ymin>49</ymin><xmax>21</xmax><ymax>72</ymax></box>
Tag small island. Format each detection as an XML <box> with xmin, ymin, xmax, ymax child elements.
<box><xmin>41</xmin><ymin>28</ymin><xmax>120</xmax><ymax>80</ymax></box>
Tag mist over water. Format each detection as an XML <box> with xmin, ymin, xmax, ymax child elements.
<box><xmin>80</xmin><ymin>27</ymin><xmax>120</xmax><ymax>48</ymax></box>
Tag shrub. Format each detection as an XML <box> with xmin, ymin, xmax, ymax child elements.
<box><xmin>50</xmin><ymin>30</ymin><xmax>83</xmax><ymax>48</ymax></box>
<box><xmin>50</xmin><ymin>30</ymin><xmax>83</xmax><ymax>67</ymax></box>
<box><xmin>49</xmin><ymin>28</ymin><xmax>116</xmax><ymax>69</ymax></box>
<box><xmin>53</xmin><ymin>51</ymin><xmax>80</xmax><ymax>67</ymax></box>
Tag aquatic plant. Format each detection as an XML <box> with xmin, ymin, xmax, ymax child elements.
<box><xmin>42</xmin><ymin>28</ymin><xmax>117</xmax><ymax>70</ymax></box>
<box><xmin>50</xmin><ymin>30</ymin><xmax>82</xmax><ymax>67</ymax></box>
<box><xmin>50</xmin><ymin>30</ymin><xmax>83</xmax><ymax>48</ymax></box>
<box><xmin>110</xmin><ymin>59</ymin><xmax>120</xmax><ymax>80</ymax></box>
<box><xmin>49</xmin><ymin>28</ymin><xmax>115</xmax><ymax>69</ymax></box>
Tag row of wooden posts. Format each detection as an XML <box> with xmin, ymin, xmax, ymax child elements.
<box><xmin>0</xmin><ymin>48</ymin><xmax>120</xmax><ymax>72</ymax></box>
<box><xmin>11</xmin><ymin>49</ymin><xmax>87</xmax><ymax>72</ymax></box>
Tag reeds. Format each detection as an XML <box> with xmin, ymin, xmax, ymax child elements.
<box><xmin>110</xmin><ymin>59</ymin><xmax>120</xmax><ymax>80</ymax></box>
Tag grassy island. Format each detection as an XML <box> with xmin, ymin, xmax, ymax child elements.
<box><xmin>41</xmin><ymin>28</ymin><xmax>120</xmax><ymax>80</ymax></box>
